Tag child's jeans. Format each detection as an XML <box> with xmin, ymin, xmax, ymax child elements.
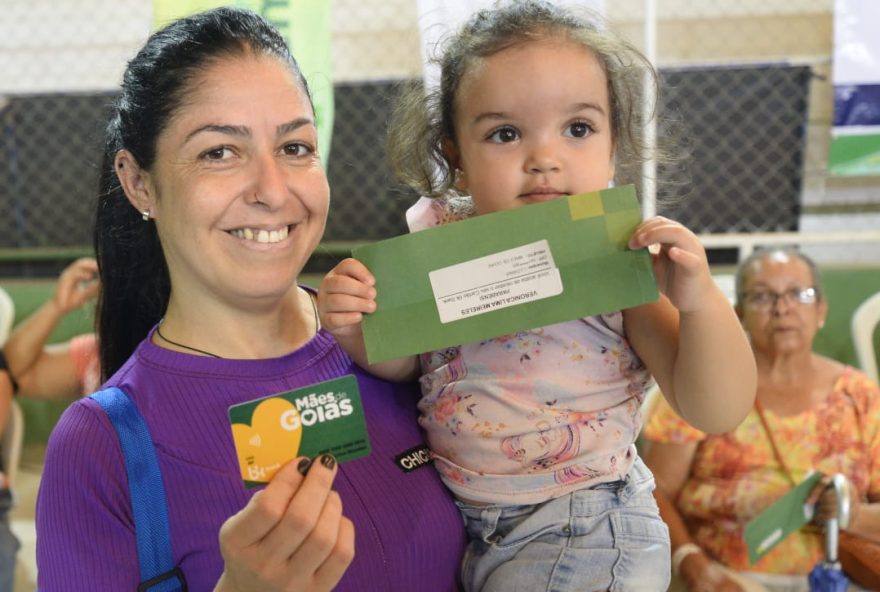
<box><xmin>457</xmin><ymin>457</ymin><xmax>670</xmax><ymax>592</ymax></box>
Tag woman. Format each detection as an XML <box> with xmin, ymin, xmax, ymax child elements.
<box><xmin>643</xmin><ymin>247</ymin><xmax>880</xmax><ymax>592</ymax></box>
<box><xmin>35</xmin><ymin>8</ymin><xmax>465</xmax><ymax>591</ymax></box>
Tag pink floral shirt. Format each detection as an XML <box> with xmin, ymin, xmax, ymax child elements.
<box><xmin>409</xmin><ymin>197</ymin><xmax>653</xmax><ymax>504</ymax></box>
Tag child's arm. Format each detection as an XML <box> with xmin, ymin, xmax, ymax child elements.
<box><xmin>317</xmin><ymin>258</ymin><xmax>420</xmax><ymax>382</ymax></box>
<box><xmin>624</xmin><ymin>217</ymin><xmax>756</xmax><ymax>434</ymax></box>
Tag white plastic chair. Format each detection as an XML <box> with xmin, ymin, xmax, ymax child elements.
<box><xmin>712</xmin><ymin>273</ymin><xmax>737</xmax><ymax>306</ymax></box>
<box><xmin>0</xmin><ymin>286</ymin><xmax>13</xmax><ymax>344</ymax></box>
<box><xmin>852</xmin><ymin>291</ymin><xmax>880</xmax><ymax>384</ymax></box>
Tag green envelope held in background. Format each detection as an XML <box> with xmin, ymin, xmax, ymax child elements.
<box><xmin>744</xmin><ymin>472</ymin><xmax>824</xmax><ymax>564</ymax></box>
<box><xmin>353</xmin><ymin>184</ymin><xmax>659</xmax><ymax>365</ymax></box>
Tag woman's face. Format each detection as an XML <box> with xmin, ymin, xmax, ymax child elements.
<box><xmin>738</xmin><ymin>253</ymin><xmax>827</xmax><ymax>357</ymax></box>
<box><xmin>137</xmin><ymin>54</ymin><xmax>329</xmax><ymax>310</ymax></box>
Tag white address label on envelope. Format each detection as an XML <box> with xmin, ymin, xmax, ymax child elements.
<box><xmin>429</xmin><ymin>239</ymin><xmax>563</xmax><ymax>324</ymax></box>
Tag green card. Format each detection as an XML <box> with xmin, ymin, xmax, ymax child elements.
<box><xmin>228</xmin><ymin>375</ymin><xmax>370</xmax><ymax>488</ymax></box>
<box><xmin>744</xmin><ymin>472</ymin><xmax>823</xmax><ymax>564</ymax></box>
<box><xmin>353</xmin><ymin>184</ymin><xmax>659</xmax><ymax>365</ymax></box>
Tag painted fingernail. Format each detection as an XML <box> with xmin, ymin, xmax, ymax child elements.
<box><xmin>297</xmin><ymin>457</ymin><xmax>313</xmax><ymax>475</ymax></box>
<box><xmin>319</xmin><ymin>454</ymin><xmax>336</xmax><ymax>470</ymax></box>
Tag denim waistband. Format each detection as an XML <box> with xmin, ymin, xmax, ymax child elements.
<box><xmin>458</xmin><ymin>456</ymin><xmax>656</xmax><ymax>520</ymax></box>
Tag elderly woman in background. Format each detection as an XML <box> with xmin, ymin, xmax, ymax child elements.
<box><xmin>643</xmin><ymin>247</ymin><xmax>880</xmax><ymax>592</ymax></box>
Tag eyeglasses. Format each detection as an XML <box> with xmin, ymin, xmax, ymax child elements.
<box><xmin>743</xmin><ymin>287</ymin><xmax>818</xmax><ymax>311</ymax></box>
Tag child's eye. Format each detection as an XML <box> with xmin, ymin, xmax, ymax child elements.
<box><xmin>487</xmin><ymin>126</ymin><xmax>519</xmax><ymax>143</ymax></box>
<box><xmin>282</xmin><ymin>142</ymin><xmax>314</xmax><ymax>157</ymax></box>
<box><xmin>565</xmin><ymin>122</ymin><xmax>593</xmax><ymax>138</ymax></box>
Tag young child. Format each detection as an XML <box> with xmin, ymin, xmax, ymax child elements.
<box><xmin>319</xmin><ymin>2</ymin><xmax>757</xmax><ymax>590</ymax></box>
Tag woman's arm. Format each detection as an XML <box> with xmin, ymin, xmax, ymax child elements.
<box><xmin>36</xmin><ymin>401</ymin><xmax>146</xmax><ymax>590</ymax></box>
<box><xmin>643</xmin><ymin>440</ymin><xmax>746</xmax><ymax>592</ymax></box>
<box><xmin>5</xmin><ymin>258</ymin><xmax>99</xmax><ymax>398</ymax></box>
<box><xmin>830</xmin><ymin>374</ymin><xmax>880</xmax><ymax>542</ymax></box>
<box><xmin>13</xmin><ymin>343</ymin><xmax>83</xmax><ymax>399</ymax></box>
<box><xmin>845</xmin><ymin>496</ymin><xmax>880</xmax><ymax>543</ymax></box>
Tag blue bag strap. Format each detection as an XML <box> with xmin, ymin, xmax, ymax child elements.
<box><xmin>90</xmin><ymin>387</ymin><xmax>186</xmax><ymax>592</ymax></box>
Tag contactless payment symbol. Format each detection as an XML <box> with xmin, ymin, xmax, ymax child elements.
<box><xmin>229</xmin><ymin>374</ymin><xmax>370</xmax><ymax>487</ymax></box>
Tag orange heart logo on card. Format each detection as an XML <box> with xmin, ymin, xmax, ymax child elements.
<box><xmin>231</xmin><ymin>397</ymin><xmax>303</xmax><ymax>483</ymax></box>
<box><xmin>229</xmin><ymin>376</ymin><xmax>371</xmax><ymax>488</ymax></box>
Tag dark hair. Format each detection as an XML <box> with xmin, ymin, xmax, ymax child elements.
<box><xmin>734</xmin><ymin>247</ymin><xmax>823</xmax><ymax>309</ymax></box>
<box><xmin>95</xmin><ymin>7</ymin><xmax>311</xmax><ymax>380</ymax></box>
<box><xmin>387</xmin><ymin>0</ymin><xmax>660</xmax><ymax>198</ymax></box>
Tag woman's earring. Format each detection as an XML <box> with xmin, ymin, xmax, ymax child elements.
<box><xmin>453</xmin><ymin>168</ymin><xmax>465</xmax><ymax>190</ymax></box>
<box><xmin>141</xmin><ymin>210</ymin><xmax>151</xmax><ymax>221</ymax></box>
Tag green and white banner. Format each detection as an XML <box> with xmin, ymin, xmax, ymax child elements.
<box><xmin>153</xmin><ymin>1</ymin><xmax>335</xmax><ymax>160</ymax></box>
<box><xmin>829</xmin><ymin>0</ymin><xmax>880</xmax><ymax>176</ymax></box>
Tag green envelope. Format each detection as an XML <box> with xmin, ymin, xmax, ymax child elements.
<box><xmin>744</xmin><ymin>472</ymin><xmax>824</xmax><ymax>564</ymax></box>
<box><xmin>353</xmin><ymin>184</ymin><xmax>659</xmax><ymax>365</ymax></box>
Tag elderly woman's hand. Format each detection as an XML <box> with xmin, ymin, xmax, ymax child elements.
<box><xmin>215</xmin><ymin>454</ymin><xmax>354</xmax><ymax>592</ymax></box>
<box><xmin>680</xmin><ymin>551</ymin><xmax>748</xmax><ymax>592</ymax></box>
<box><xmin>811</xmin><ymin>474</ymin><xmax>861</xmax><ymax>528</ymax></box>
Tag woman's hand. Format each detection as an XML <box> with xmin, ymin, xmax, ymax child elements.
<box><xmin>317</xmin><ymin>258</ymin><xmax>376</xmax><ymax>341</ymax></box>
<box><xmin>53</xmin><ymin>258</ymin><xmax>100</xmax><ymax>314</ymax></box>
<box><xmin>215</xmin><ymin>454</ymin><xmax>354</xmax><ymax>592</ymax></box>
<box><xmin>680</xmin><ymin>551</ymin><xmax>747</xmax><ymax>592</ymax></box>
<box><xmin>628</xmin><ymin>216</ymin><xmax>714</xmax><ymax>314</ymax></box>
<box><xmin>811</xmin><ymin>474</ymin><xmax>861</xmax><ymax>527</ymax></box>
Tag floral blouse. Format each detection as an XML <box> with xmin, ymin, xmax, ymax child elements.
<box><xmin>409</xmin><ymin>196</ymin><xmax>653</xmax><ymax>505</ymax></box>
<box><xmin>644</xmin><ymin>367</ymin><xmax>880</xmax><ymax>574</ymax></box>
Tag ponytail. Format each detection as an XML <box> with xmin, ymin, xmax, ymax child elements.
<box><xmin>94</xmin><ymin>120</ymin><xmax>170</xmax><ymax>380</ymax></box>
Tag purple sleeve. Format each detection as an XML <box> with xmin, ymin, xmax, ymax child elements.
<box><xmin>36</xmin><ymin>398</ymin><xmax>141</xmax><ymax>590</ymax></box>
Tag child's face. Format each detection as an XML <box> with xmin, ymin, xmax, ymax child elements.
<box><xmin>450</xmin><ymin>39</ymin><xmax>615</xmax><ymax>215</ymax></box>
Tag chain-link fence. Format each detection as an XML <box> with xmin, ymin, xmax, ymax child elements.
<box><xmin>3</xmin><ymin>0</ymin><xmax>876</xmax><ymax>275</ymax></box>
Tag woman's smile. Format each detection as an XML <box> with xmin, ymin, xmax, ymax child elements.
<box><xmin>227</xmin><ymin>224</ymin><xmax>292</xmax><ymax>244</ymax></box>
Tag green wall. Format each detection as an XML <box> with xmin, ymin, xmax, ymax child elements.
<box><xmin>814</xmin><ymin>267</ymin><xmax>880</xmax><ymax>369</ymax></box>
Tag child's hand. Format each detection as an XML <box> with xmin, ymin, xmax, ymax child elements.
<box><xmin>319</xmin><ymin>258</ymin><xmax>420</xmax><ymax>381</ymax></box>
<box><xmin>628</xmin><ymin>216</ymin><xmax>713</xmax><ymax>313</ymax></box>
<box><xmin>317</xmin><ymin>258</ymin><xmax>377</xmax><ymax>340</ymax></box>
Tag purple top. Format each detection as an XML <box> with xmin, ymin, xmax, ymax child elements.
<box><xmin>36</xmin><ymin>327</ymin><xmax>465</xmax><ymax>591</ymax></box>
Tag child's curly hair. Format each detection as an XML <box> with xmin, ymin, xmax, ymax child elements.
<box><xmin>387</xmin><ymin>0</ymin><xmax>664</xmax><ymax>200</ymax></box>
